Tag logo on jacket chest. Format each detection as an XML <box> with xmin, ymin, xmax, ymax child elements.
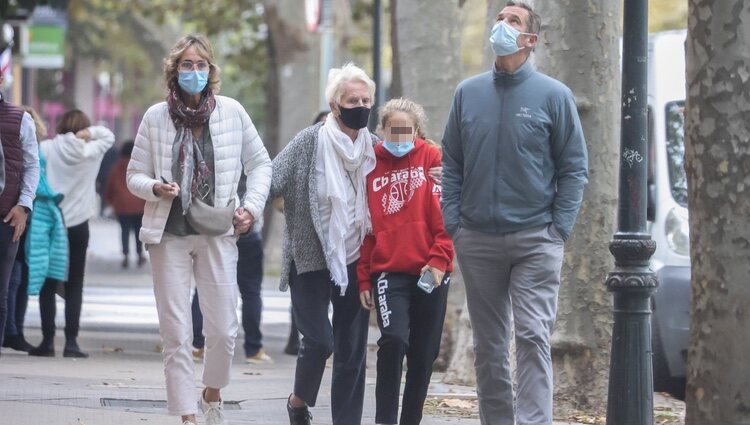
<box><xmin>516</xmin><ymin>106</ymin><xmax>533</xmax><ymax>119</ymax></box>
<box><xmin>372</xmin><ymin>166</ymin><xmax>426</xmax><ymax>215</ymax></box>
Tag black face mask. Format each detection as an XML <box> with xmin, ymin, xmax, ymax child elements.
<box><xmin>337</xmin><ymin>105</ymin><xmax>371</xmax><ymax>130</ymax></box>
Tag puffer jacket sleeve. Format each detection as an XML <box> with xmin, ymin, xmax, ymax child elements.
<box><xmin>127</xmin><ymin>107</ymin><xmax>161</xmax><ymax>202</ymax></box>
<box><xmin>238</xmin><ymin>105</ymin><xmax>272</xmax><ymax>221</ymax></box>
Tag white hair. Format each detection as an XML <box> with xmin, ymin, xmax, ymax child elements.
<box><xmin>324</xmin><ymin>62</ymin><xmax>376</xmax><ymax>105</ymax></box>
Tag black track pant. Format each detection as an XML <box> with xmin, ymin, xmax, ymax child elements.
<box><xmin>373</xmin><ymin>271</ymin><xmax>450</xmax><ymax>425</ymax></box>
<box><xmin>38</xmin><ymin>221</ymin><xmax>89</xmax><ymax>341</ymax></box>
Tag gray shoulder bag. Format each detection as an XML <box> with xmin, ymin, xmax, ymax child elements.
<box><xmin>186</xmin><ymin>197</ymin><xmax>236</xmax><ymax>236</ymax></box>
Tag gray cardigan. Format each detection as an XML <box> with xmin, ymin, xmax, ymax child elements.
<box><xmin>270</xmin><ymin>122</ymin><xmax>377</xmax><ymax>291</ymax></box>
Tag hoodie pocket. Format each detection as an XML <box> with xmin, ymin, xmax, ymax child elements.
<box><xmin>370</xmin><ymin>221</ymin><xmax>434</xmax><ymax>272</ymax></box>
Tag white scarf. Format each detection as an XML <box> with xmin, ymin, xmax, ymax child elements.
<box><xmin>318</xmin><ymin>114</ymin><xmax>376</xmax><ymax>295</ymax></box>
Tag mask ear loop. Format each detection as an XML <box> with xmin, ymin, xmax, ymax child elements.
<box><xmin>519</xmin><ymin>32</ymin><xmax>537</xmax><ymax>50</ymax></box>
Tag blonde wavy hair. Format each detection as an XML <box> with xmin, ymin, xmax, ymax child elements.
<box><xmin>377</xmin><ymin>98</ymin><xmax>439</xmax><ymax>146</ymax></box>
<box><xmin>22</xmin><ymin>106</ymin><xmax>48</xmax><ymax>141</ymax></box>
<box><xmin>163</xmin><ymin>34</ymin><xmax>221</xmax><ymax>94</ymax></box>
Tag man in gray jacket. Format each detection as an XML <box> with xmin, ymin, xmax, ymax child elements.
<box><xmin>441</xmin><ymin>2</ymin><xmax>588</xmax><ymax>424</ymax></box>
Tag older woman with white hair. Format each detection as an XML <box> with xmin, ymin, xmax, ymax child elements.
<box><xmin>270</xmin><ymin>63</ymin><xmax>377</xmax><ymax>425</ymax></box>
<box><xmin>127</xmin><ymin>34</ymin><xmax>271</xmax><ymax>425</ymax></box>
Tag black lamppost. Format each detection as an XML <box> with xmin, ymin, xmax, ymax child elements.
<box><xmin>605</xmin><ymin>0</ymin><xmax>658</xmax><ymax>424</ymax></box>
<box><xmin>369</xmin><ymin>0</ymin><xmax>383</xmax><ymax>131</ymax></box>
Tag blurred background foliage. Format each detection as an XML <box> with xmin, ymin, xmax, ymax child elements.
<box><xmin>23</xmin><ymin>0</ymin><xmax>687</xmax><ymax>137</ymax></box>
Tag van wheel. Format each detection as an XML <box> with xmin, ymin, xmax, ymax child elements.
<box><xmin>652</xmin><ymin>320</ymin><xmax>686</xmax><ymax>400</ymax></box>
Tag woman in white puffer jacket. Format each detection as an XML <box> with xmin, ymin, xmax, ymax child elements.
<box><xmin>127</xmin><ymin>34</ymin><xmax>271</xmax><ymax>425</ymax></box>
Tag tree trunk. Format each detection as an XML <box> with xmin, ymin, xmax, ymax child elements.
<box><xmin>392</xmin><ymin>0</ymin><xmax>463</xmax><ymax>140</ymax></box>
<box><xmin>390</xmin><ymin>0</ymin><xmax>465</xmax><ymax>375</ymax></box>
<box><xmin>531</xmin><ymin>0</ymin><xmax>620</xmax><ymax>417</ymax></box>
<box><xmin>443</xmin><ymin>294</ymin><xmax>476</xmax><ymax>385</ymax></box>
<box><xmin>388</xmin><ymin>0</ymin><xmax>402</xmax><ymax>99</ymax></box>
<box><xmin>684</xmin><ymin>2</ymin><xmax>750</xmax><ymax>424</ymax></box>
<box><xmin>262</xmin><ymin>0</ymin><xmax>321</xmax><ymax>267</ymax></box>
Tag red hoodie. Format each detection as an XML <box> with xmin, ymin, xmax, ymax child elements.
<box><xmin>357</xmin><ymin>138</ymin><xmax>454</xmax><ymax>292</ymax></box>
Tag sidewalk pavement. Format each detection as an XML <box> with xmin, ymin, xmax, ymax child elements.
<box><xmin>0</xmin><ymin>219</ymin><xmax>683</xmax><ymax>424</ymax></box>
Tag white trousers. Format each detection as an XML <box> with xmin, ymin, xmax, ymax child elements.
<box><xmin>149</xmin><ymin>233</ymin><xmax>240</xmax><ymax>416</ymax></box>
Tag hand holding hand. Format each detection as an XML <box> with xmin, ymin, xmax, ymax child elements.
<box><xmin>232</xmin><ymin>207</ymin><xmax>254</xmax><ymax>235</ymax></box>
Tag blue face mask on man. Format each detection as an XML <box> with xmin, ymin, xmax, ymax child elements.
<box><xmin>178</xmin><ymin>71</ymin><xmax>209</xmax><ymax>95</ymax></box>
<box><xmin>489</xmin><ymin>21</ymin><xmax>531</xmax><ymax>57</ymax></box>
<box><xmin>383</xmin><ymin>140</ymin><xmax>415</xmax><ymax>157</ymax></box>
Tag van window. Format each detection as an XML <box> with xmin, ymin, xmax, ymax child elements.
<box><xmin>666</xmin><ymin>101</ymin><xmax>687</xmax><ymax>207</ymax></box>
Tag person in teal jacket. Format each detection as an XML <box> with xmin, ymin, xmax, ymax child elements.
<box><xmin>3</xmin><ymin>106</ymin><xmax>52</xmax><ymax>353</ymax></box>
<box><xmin>26</xmin><ymin>150</ymin><xmax>68</xmax><ymax>296</ymax></box>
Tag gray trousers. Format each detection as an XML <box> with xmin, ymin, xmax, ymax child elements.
<box><xmin>454</xmin><ymin>224</ymin><xmax>564</xmax><ymax>425</ymax></box>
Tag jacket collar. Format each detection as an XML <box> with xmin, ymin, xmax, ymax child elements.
<box><xmin>493</xmin><ymin>59</ymin><xmax>534</xmax><ymax>85</ymax></box>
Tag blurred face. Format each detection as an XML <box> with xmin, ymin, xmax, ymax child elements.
<box><xmin>383</xmin><ymin>111</ymin><xmax>416</xmax><ymax>143</ymax></box>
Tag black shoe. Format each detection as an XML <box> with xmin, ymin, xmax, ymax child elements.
<box><xmin>287</xmin><ymin>397</ymin><xmax>312</xmax><ymax>425</ymax></box>
<box><xmin>63</xmin><ymin>340</ymin><xmax>89</xmax><ymax>358</ymax></box>
<box><xmin>284</xmin><ymin>340</ymin><xmax>300</xmax><ymax>355</ymax></box>
<box><xmin>2</xmin><ymin>335</ymin><xmax>34</xmax><ymax>352</ymax></box>
<box><xmin>284</xmin><ymin>332</ymin><xmax>300</xmax><ymax>355</ymax></box>
<box><xmin>29</xmin><ymin>341</ymin><xmax>55</xmax><ymax>357</ymax></box>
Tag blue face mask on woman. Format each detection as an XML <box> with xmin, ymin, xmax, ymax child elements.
<box><xmin>178</xmin><ymin>71</ymin><xmax>209</xmax><ymax>95</ymax></box>
<box><xmin>489</xmin><ymin>21</ymin><xmax>530</xmax><ymax>57</ymax></box>
<box><xmin>383</xmin><ymin>140</ymin><xmax>415</xmax><ymax>157</ymax></box>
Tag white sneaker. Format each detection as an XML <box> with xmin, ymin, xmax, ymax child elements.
<box><xmin>201</xmin><ymin>394</ymin><xmax>227</xmax><ymax>425</ymax></box>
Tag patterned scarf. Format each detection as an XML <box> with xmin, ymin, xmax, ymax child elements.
<box><xmin>167</xmin><ymin>88</ymin><xmax>216</xmax><ymax>213</ymax></box>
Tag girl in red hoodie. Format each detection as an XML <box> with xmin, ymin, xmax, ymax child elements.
<box><xmin>358</xmin><ymin>98</ymin><xmax>454</xmax><ymax>425</ymax></box>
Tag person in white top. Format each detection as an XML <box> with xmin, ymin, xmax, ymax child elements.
<box><xmin>127</xmin><ymin>34</ymin><xmax>271</xmax><ymax>425</ymax></box>
<box><xmin>30</xmin><ymin>109</ymin><xmax>114</xmax><ymax>358</ymax></box>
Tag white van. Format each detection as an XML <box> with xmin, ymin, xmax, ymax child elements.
<box><xmin>647</xmin><ymin>29</ymin><xmax>690</xmax><ymax>399</ymax></box>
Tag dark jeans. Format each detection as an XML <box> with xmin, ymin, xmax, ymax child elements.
<box><xmin>290</xmin><ymin>261</ymin><xmax>369</xmax><ymax>425</ymax></box>
<box><xmin>4</xmin><ymin>260</ymin><xmax>28</xmax><ymax>337</ymax></box>
<box><xmin>373</xmin><ymin>272</ymin><xmax>450</xmax><ymax>425</ymax></box>
<box><xmin>38</xmin><ymin>221</ymin><xmax>90</xmax><ymax>340</ymax></box>
<box><xmin>0</xmin><ymin>221</ymin><xmax>20</xmax><ymax>348</ymax></box>
<box><xmin>15</xmin><ymin>261</ymin><xmax>29</xmax><ymax>337</ymax></box>
<box><xmin>192</xmin><ymin>232</ymin><xmax>264</xmax><ymax>357</ymax></box>
<box><xmin>5</xmin><ymin>232</ymin><xmax>29</xmax><ymax>340</ymax></box>
<box><xmin>117</xmin><ymin>214</ymin><xmax>143</xmax><ymax>255</ymax></box>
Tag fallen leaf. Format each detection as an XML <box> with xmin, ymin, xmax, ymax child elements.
<box><xmin>439</xmin><ymin>399</ymin><xmax>475</xmax><ymax>409</ymax></box>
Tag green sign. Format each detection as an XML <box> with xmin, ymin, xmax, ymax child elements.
<box><xmin>23</xmin><ymin>24</ymin><xmax>65</xmax><ymax>68</ymax></box>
